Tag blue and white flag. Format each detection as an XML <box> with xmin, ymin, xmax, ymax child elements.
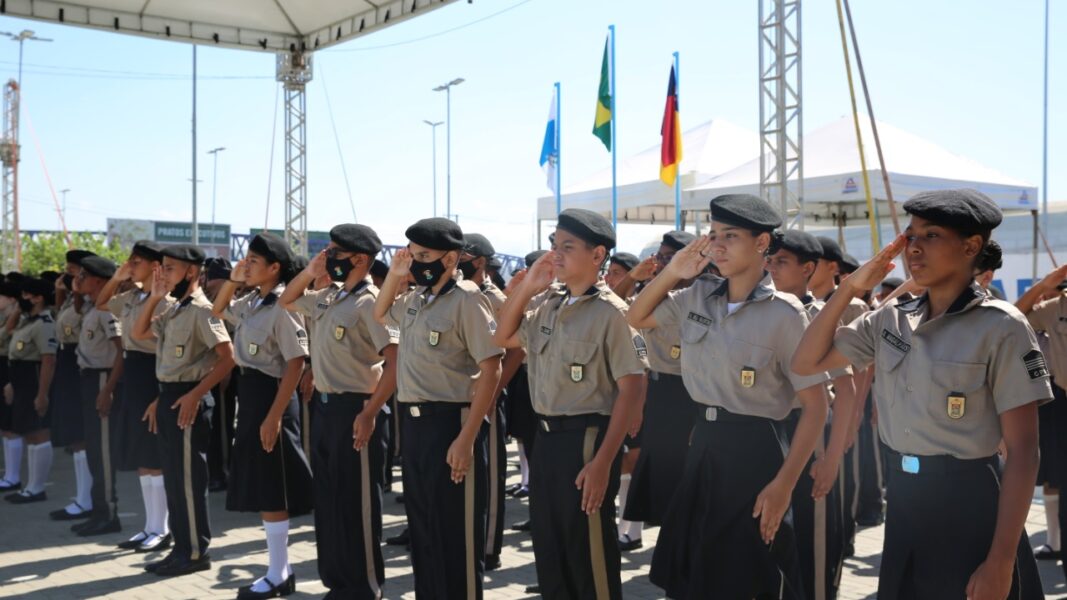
<box><xmin>539</xmin><ymin>91</ymin><xmax>559</xmax><ymax>194</ymax></box>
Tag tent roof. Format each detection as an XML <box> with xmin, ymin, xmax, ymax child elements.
<box><xmin>536</xmin><ymin>119</ymin><xmax>759</xmax><ymax>221</ymax></box>
<box><xmin>686</xmin><ymin>116</ymin><xmax>1038</xmax><ymax>212</ymax></box>
<box><xmin>1</xmin><ymin>0</ymin><xmax>460</xmax><ymax>52</ymax></box>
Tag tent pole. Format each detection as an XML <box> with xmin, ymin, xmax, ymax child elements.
<box><xmin>1032</xmin><ymin>210</ymin><xmax>1039</xmax><ymax>282</ymax></box>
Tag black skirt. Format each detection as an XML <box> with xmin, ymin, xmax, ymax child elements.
<box><xmin>226</xmin><ymin>368</ymin><xmax>313</xmax><ymax>516</ymax></box>
<box><xmin>0</xmin><ymin>356</ymin><xmax>12</xmax><ymax>432</ymax></box>
<box><xmin>505</xmin><ymin>364</ymin><xmax>537</xmax><ymax>443</ymax></box>
<box><xmin>9</xmin><ymin>360</ymin><xmax>50</xmax><ymax>435</ymax></box>
<box><xmin>118</xmin><ymin>351</ymin><xmax>163</xmax><ymax>471</ymax></box>
<box><xmin>50</xmin><ymin>345</ymin><xmax>84</xmax><ymax>448</ymax></box>
<box><xmin>650</xmin><ymin>413</ymin><xmax>804</xmax><ymax>600</ymax></box>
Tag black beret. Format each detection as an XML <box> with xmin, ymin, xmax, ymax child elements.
<box><xmin>463</xmin><ymin>233</ymin><xmax>495</xmax><ymax>258</ymax></box>
<box><xmin>557</xmin><ymin>208</ymin><xmax>616</xmax><ymax>250</ymax></box>
<box><xmin>330</xmin><ymin>224</ymin><xmax>383</xmax><ymax>256</ymax></box>
<box><xmin>0</xmin><ymin>281</ymin><xmax>18</xmax><ymax>298</ymax></box>
<box><xmin>203</xmin><ymin>257</ymin><xmax>233</xmax><ymax>281</ymax></box>
<box><xmin>161</xmin><ymin>244</ymin><xmax>206</xmax><ymax>265</ymax></box>
<box><xmin>131</xmin><ymin>240</ymin><xmax>164</xmax><ymax>262</ymax></box>
<box><xmin>249</xmin><ymin>233</ymin><xmax>294</xmax><ymax>268</ymax></box>
<box><xmin>609</xmin><ymin>252</ymin><xmax>640</xmax><ymax>271</ymax></box>
<box><xmin>903</xmin><ymin>188</ymin><xmax>1002</xmax><ymax>233</ymax></box>
<box><xmin>20</xmin><ymin>277</ymin><xmax>53</xmax><ymax>299</ymax></box>
<box><xmin>405</xmin><ymin>218</ymin><xmax>465</xmax><ymax>251</ymax></box>
<box><xmin>771</xmin><ymin>230</ymin><xmax>823</xmax><ymax>263</ymax></box>
<box><xmin>880</xmin><ymin>277</ymin><xmax>904</xmax><ymax>291</ymax></box>
<box><xmin>975</xmin><ymin>239</ymin><xmax>1003</xmax><ymax>273</ymax></box>
<box><xmin>662</xmin><ymin>230</ymin><xmax>696</xmax><ymax>251</ymax></box>
<box><xmin>39</xmin><ymin>271</ymin><xmax>61</xmax><ymax>284</ymax></box>
<box><xmin>80</xmin><ymin>255</ymin><xmax>117</xmax><ymax>279</ymax></box>
<box><xmin>5</xmin><ymin>272</ymin><xmax>24</xmax><ymax>283</ymax></box>
<box><xmin>840</xmin><ymin>253</ymin><xmax>860</xmax><ymax>274</ymax></box>
<box><xmin>487</xmin><ymin>256</ymin><xmax>504</xmax><ymax>270</ymax></box>
<box><xmin>816</xmin><ymin>237</ymin><xmax>844</xmax><ymax>264</ymax></box>
<box><xmin>65</xmin><ymin>249</ymin><xmax>95</xmax><ymax>264</ymax></box>
<box><xmin>524</xmin><ymin>250</ymin><xmax>548</xmax><ymax>268</ymax></box>
<box><xmin>291</xmin><ymin>255</ymin><xmax>310</xmax><ymax>274</ymax></box>
<box><xmin>709</xmin><ymin>194</ymin><xmax>782</xmax><ymax>232</ymax></box>
<box><xmin>370</xmin><ymin>259</ymin><xmax>389</xmax><ymax>280</ymax></box>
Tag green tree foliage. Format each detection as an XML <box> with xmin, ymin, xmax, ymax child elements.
<box><xmin>16</xmin><ymin>232</ymin><xmax>128</xmax><ymax>276</ymax></box>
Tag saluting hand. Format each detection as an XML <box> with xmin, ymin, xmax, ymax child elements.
<box><xmin>753</xmin><ymin>476</ymin><xmax>793</xmax><ymax>544</ymax></box>
<box><xmin>446</xmin><ymin>435</ymin><xmax>475</xmax><ymax>484</ymax></box>
<box><xmin>142</xmin><ymin>399</ymin><xmax>158</xmax><ymax>434</ymax></box>
<box><xmin>575</xmin><ymin>458</ymin><xmax>610</xmax><ymax>515</ymax></box>
<box><xmin>149</xmin><ymin>266</ymin><xmax>169</xmax><ymax>299</ymax></box>
<box><xmin>306</xmin><ymin>250</ymin><xmax>329</xmax><ymax>279</ymax></box>
<box><xmin>520</xmin><ymin>252</ymin><xmax>556</xmax><ymax>295</ymax></box>
<box><xmin>628</xmin><ymin>256</ymin><xmax>658</xmax><ymax>283</ymax></box>
<box><xmin>1035</xmin><ymin>263</ymin><xmax>1067</xmax><ymax>293</ymax></box>
<box><xmin>231</xmin><ymin>258</ymin><xmax>249</xmax><ymax>284</ymax></box>
<box><xmin>664</xmin><ymin>236</ymin><xmax>714</xmax><ymax>280</ymax></box>
<box><xmin>171</xmin><ymin>392</ymin><xmax>201</xmax><ymax>429</ymax></box>
<box><xmin>260</xmin><ymin>412</ymin><xmax>282</xmax><ymax>453</ymax></box>
<box><xmin>841</xmin><ymin>235</ymin><xmax>907</xmax><ymax>296</ymax></box>
<box><xmin>352</xmin><ymin>407</ymin><xmax>377</xmax><ymax>451</ymax></box>
<box><xmin>115</xmin><ymin>260</ymin><xmax>134</xmax><ymax>282</ymax></box>
<box><xmin>390</xmin><ymin>249</ymin><xmax>414</xmax><ymax>277</ymax></box>
<box><xmin>503</xmin><ymin>269</ymin><xmax>527</xmax><ymax>296</ymax></box>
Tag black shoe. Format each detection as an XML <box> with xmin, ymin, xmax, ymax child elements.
<box><xmin>71</xmin><ymin>519</ymin><xmax>96</xmax><ymax>533</ymax></box>
<box><xmin>208</xmin><ymin>479</ymin><xmax>228</xmax><ymax>493</ymax></box>
<box><xmin>144</xmin><ymin>553</ymin><xmax>177</xmax><ymax>573</ymax></box>
<box><xmin>50</xmin><ymin>504</ymin><xmax>92</xmax><ymax>521</ymax></box>
<box><xmin>1035</xmin><ymin>544</ymin><xmax>1062</xmax><ymax>560</ymax></box>
<box><xmin>395</xmin><ymin>494</ymin><xmax>404</xmax><ymax>504</ymax></box>
<box><xmin>154</xmin><ymin>554</ymin><xmax>211</xmax><ymax>577</ymax></box>
<box><xmin>0</xmin><ymin>479</ymin><xmax>20</xmax><ymax>492</ymax></box>
<box><xmin>504</xmin><ymin>483</ymin><xmax>523</xmax><ymax>496</ymax></box>
<box><xmin>855</xmin><ymin>512</ymin><xmax>884</xmax><ymax>527</ymax></box>
<box><xmin>136</xmin><ymin>533</ymin><xmax>173</xmax><ymax>553</ymax></box>
<box><xmin>485</xmin><ymin>555</ymin><xmax>501</xmax><ymax>571</ymax></box>
<box><xmin>525</xmin><ymin>585</ymin><xmax>541</xmax><ymax>594</ymax></box>
<box><xmin>385</xmin><ymin>528</ymin><xmax>410</xmax><ymax>546</ymax></box>
<box><xmin>844</xmin><ymin>542</ymin><xmax>855</xmax><ymax>558</ymax></box>
<box><xmin>618</xmin><ymin>534</ymin><xmax>643</xmax><ymax>552</ymax></box>
<box><xmin>512</xmin><ymin>486</ymin><xmax>530</xmax><ymax>499</ymax></box>
<box><xmin>511</xmin><ymin>519</ymin><xmax>531</xmax><ymax>532</ymax></box>
<box><xmin>78</xmin><ymin>517</ymin><xmax>121</xmax><ymax>537</ymax></box>
<box><xmin>118</xmin><ymin>531</ymin><xmax>150</xmax><ymax>550</ymax></box>
<box><xmin>237</xmin><ymin>573</ymin><xmax>297</xmax><ymax>599</ymax></box>
<box><xmin>6</xmin><ymin>490</ymin><xmax>46</xmax><ymax>504</ymax></box>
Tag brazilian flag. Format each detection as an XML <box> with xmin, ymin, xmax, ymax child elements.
<box><xmin>592</xmin><ymin>37</ymin><xmax>612</xmax><ymax>151</ymax></box>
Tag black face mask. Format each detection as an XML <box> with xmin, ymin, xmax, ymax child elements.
<box><xmin>170</xmin><ymin>272</ymin><xmax>192</xmax><ymax>299</ymax></box>
<box><xmin>457</xmin><ymin>259</ymin><xmax>479</xmax><ymax>280</ymax></box>
<box><xmin>17</xmin><ymin>298</ymin><xmax>34</xmax><ymax>313</ymax></box>
<box><xmin>410</xmin><ymin>258</ymin><xmax>449</xmax><ymax>288</ymax></box>
<box><xmin>61</xmin><ymin>274</ymin><xmax>74</xmax><ymax>291</ymax></box>
<box><xmin>326</xmin><ymin>256</ymin><xmax>355</xmax><ymax>282</ymax></box>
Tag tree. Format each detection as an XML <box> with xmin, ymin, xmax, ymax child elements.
<box><xmin>16</xmin><ymin>232</ymin><xmax>128</xmax><ymax>276</ymax></box>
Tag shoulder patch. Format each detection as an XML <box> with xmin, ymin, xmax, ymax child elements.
<box><xmin>880</xmin><ymin>329</ymin><xmax>911</xmax><ymax>353</ymax></box>
<box><xmin>296</xmin><ymin>330</ymin><xmax>308</xmax><ymax>339</ymax></box>
<box><xmin>1024</xmin><ymin>349</ymin><xmax>1050</xmax><ymax>380</ymax></box>
<box><xmin>208</xmin><ymin>316</ymin><xmax>226</xmax><ymax>334</ymax></box>
<box><xmin>632</xmin><ymin>334</ymin><xmax>648</xmax><ymax>358</ymax></box>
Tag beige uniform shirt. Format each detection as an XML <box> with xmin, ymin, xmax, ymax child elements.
<box><xmin>76</xmin><ymin>307</ymin><xmax>121</xmax><ymax>369</ymax></box>
<box><xmin>55</xmin><ymin>296</ymin><xmax>84</xmax><ymax>348</ymax></box>
<box><xmin>0</xmin><ymin>304</ymin><xmax>14</xmax><ymax>358</ymax></box>
<box><xmin>1026</xmin><ymin>293</ymin><xmax>1067</xmax><ymax>385</ymax></box>
<box><xmin>834</xmin><ymin>282</ymin><xmax>1053</xmax><ymax>459</ymax></box>
<box><xmin>291</xmin><ymin>281</ymin><xmax>398</xmax><ymax>395</ymax></box>
<box><xmin>519</xmin><ymin>282</ymin><xmax>649</xmax><ymax>416</ymax></box>
<box><xmin>8</xmin><ymin>312</ymin><xmax>57</xmax><ymax>361</ymax></box>
<box><xmin>384</xmin><ymin>278</ymin><xmax>502</xmax><ymax>404</ymax></box>
<box><xmin>652</xmin><ymin>274</ymin><xmax>829</xmax><ymax>420</ymax></box>
<box><xmin>478</xmin><ymin>280</ymin><xmax>507</xmax><ymax>316</ymax></box>
<box><xmin>153</xmin><ymin>289</ymin><xmax>232</xmax><ymax>383</ymax></box>
<box><xmin>801</xmin><ymin>295</ymin><xmax>852</xmax><ymax>381</ymax></box>
<box><xmin>643</xmin><ymin>323</ymin><xmax>682</xmax><ymax>376</ymax></box>
<box><xmin>108</xmin><ymin>288</ymin><xmax>174</xmax><ymax>354</ymax></box>
<box><xmin>223</xmin><ymin>286</ymin><xmax>309</xmax><ymax>380</ymax></box>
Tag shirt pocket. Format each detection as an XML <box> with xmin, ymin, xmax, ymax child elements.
<box><xmin>164</xmin><ymin>326</ymin><xmax>194</xmax><ymax>361</ymax></box>
<box><xmin>929</xmin><ymin>360</ymin><xmax>988</xmax><ymax>422</ymax></box>
<box><xmin>563</xmin><ymin>339</ymin><xmax>599</xmax><ymax>389</ymax></box>
<box><xmin>425</xmin><ymin>316</ymin><xmax>455</xmax><ymax>350</ymax></box>
<box><xmin>727</xmin><ymin>338</ymin><xmax>776</xmax><ymax>390</ymax></box>
<box><xmin>239</xmin><ymin>325</ymin><xmax>271</xmax><ymax>361</ymax></box>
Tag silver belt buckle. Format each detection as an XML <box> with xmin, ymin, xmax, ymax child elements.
<box><xmin>705</xmin><ymin>406</ymin><xmax>718</xmax><ymax>422</ymax></box>
<box><xmin>409</xmin><ymin>406</ymin><xmax>421</xmax><ymax>418</ymax></box>
<box><xmin>541</xmin><ymin>419</ymin><xmax>550</xmax><ymax>432</ymax></box>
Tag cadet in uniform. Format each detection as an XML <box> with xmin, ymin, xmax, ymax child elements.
<box><xmin>493</xmin><ymin>208</ymin><xmax>649</xmax><ymax>600</ymax></box>
<box><xmin>48</xmin><ymin>251</ymin><xmax>93</xmax><ymax>520</ymax></box>
<box><xmin>202</xmin><ymin>256</ymin><xmax>237</xmax><ymax>491</ymax></box>
<box><xmin>97</xmin><ymin>241</ymin><xmax>174</xmax><ymax>551</ymax></box>
<box><xmin>70</xmin><ymin>255</ymin><xmax>126</xmax><ymax>536</ymax></box>
<box><xmin>374</xmin><ymin>218</ymin><xmax>503</xmax><ymax>600</ymax></box>
<box><xmin>459</xmin><ymin>232</ymin><xmax>510</xmax><ymax>571</ymax></box>
<box><xmin>282</xmin><ymin>223</ymin><xmax>398</xmax><ymax>599</ymax></box>
<box><xmin>4</xmin><ymin>277</ymin><xmax>59</xmax><ymax>504</ymax></box>
<box><xmin>212</xmin><ymin>233</ymin><xmax>313</xmax><ymax>599</ymax></box>
<box><xmin>132</xmin><ymin>244</ymin><xmax>235</xmax><ymax>577</ymax></box>
<box><xmin>0</xmin><ymin>279</ymin><xmax>21</xmax><ymax>490</ymax></box>
<box><xmin>628</xmin><ymin>195</ymin><xmax>831</xmax><ymax>599</ymax></box>
<box><xmin>795</xmin><ymin>189</ymin><xmax>1051</xmax><ymax>599</ymax></box>
<box><xmin>766</xmin><ymin>229</ymin><xmax>852</xmax><ymax>600</ymax></box>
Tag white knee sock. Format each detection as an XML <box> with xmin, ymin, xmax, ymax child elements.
<box><xmin>1047</xmin><ymin>494</ymin><xmax>1061</xmax><ymax>551</ymax></box>
<box><xmin>618</xmin><ymin>474</ymin><xmax>640</xmax><ymax>540</ymax></box>
<box><xmin>2</xmin><ymin>437</ymin><xmax>22</xmax><ymax>484</ymax></box>
<box><xmin>150</xmin><ymin>475</ymin><xmax>169</xmax><ymax>535</ymax></box>
<box><xmin>68</xmin><ymin>450</ymin><xmax>93</xmax><ymax>512</ymax></box>
<box><xmin>518</xmin><ymin>442</ymin><xmax>530</xmax><ymax>488</ymax></box>
<box><xmin>26</xmin><ymin>442</ymin><xmax>52</xmax><ymax>494</ymax></box>
<box><xmin>251</xmin><ymin>520</ymin><xmax>291</xmax><ymax>592</ymax></box>
<box><xmin>21</xmin><ymin>443</ymin><xmax>37</xmax><ymax>492</ymax></box>
<box><xmin>139</xmin><ymin>475</ymin><xmax>153</xmax><ymax>533</ymax></box>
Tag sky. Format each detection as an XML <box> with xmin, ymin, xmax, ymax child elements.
<box><xmin>0</xmin><ymin>0</ymin><xmax>1063</xmax><ymax>258</ymax></box>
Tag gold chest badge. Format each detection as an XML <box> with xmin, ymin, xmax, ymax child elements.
<box><xmin>570</xmin><ymin>364</ymin><xmax>584</xmax><ymax>382</ymax></box>
<box><xmin>248</xmin><ymin>343</ymin><xmax>259</xmax><ymax>356</ymax></box>
<box><xmin>63</xmin><ymin>325</ymin><xmax>73</xmax><ymax>337</ymax></box>
<box><xmin>334</xmin><ymin>326</ymin><xmax>345</xmax><ymax>341</ymax></box>
<box><xmin>86</xmin><ymin>330</ymin><xmax>94</xmax><ymax>340</ymax></box>
<box><xmin>429</xmin><ymin>331</ymin><xmax>440</xmax><ymax>347</ymax></box>
<box><xmin>175</xmin><ymin>345</ymin><xmax>185</xmax><ymax>358</ymax></box>
<box><xmin>670</xmin><ymin>345</ymin><xmax>681</xmax><ymax>360</ymax></box>
<box><xmin>740</xmin><ymin>366</ymin><xmax>756</xmax><ymax>388</ymax></box>
<box><xmin>15</xmin><ymin>340</ymin><xmax>24</xmax><ymax>352</ymax></box>
<box><xmin>947</xmin><ymin>392</ymin><xmax>966</xmax><ymax>419</ymax></box>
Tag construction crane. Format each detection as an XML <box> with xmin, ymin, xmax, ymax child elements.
<box><xmin>0</xmin><ymin>80</ymin><xmax>19</xmax><ymax>272</ymax></box>
<box><xmin>759</xmin><ymin>0</ymin><xmax>804</xmax><ymax>230</ymax></box>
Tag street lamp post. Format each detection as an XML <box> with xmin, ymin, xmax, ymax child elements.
<box><xmin>207</xmin><ymin>147</ymin><xmax>225</xmax><ymax>244</ymax></box>
<box><xmin>59</xmin><ymin>188</ymin><xmax>69</xmax><ymax>221</ymax></box>
<box><xmin>422</xmin><ymin>120</ymin><xmax>443</xmax><ymax>217</ymax></box>
<box><xmin>0</xmin><ymin>30</ymin><xmax>53</xmax><ymax>90</ymax></box>
<box><xmin>432</xmin><ymin>78</ymin><xmax>464</xmax><ymax>221</ymax></box>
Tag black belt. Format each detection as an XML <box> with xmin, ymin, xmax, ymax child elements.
<box><xmin>885</xmin><ymin>449</ymin><xmax>998</xmax><ymax>476</ymax></box>
<box><xmin>79</xmin><ymin>367</ymin><xmax>111</xmax><ymax>373</ymax></box>
<box><xmin>699</xmin><ymin>405</ymin><xmax>774</xmax><ymax>424</ymax></box>
<box><xmin>539</xmin><ymin>413</ymin><xmax>609</xmax><ymax>433</ymax></box>
<box><xmin>322</xmin><ymin>392</ymin><xmax>371</xmax><ymax>405</ymax></box>
<box><xmin>404</xmin><ymin>401</ymin><xmax>469</xmax><ymax>418</ymax></box>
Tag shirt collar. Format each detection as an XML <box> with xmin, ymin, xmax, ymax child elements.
<box><xmin>896</xmin><ymin>280</ymin><xmax>986</xmax><ymax>316</ymax></box>
<box><xmin>708</xmin><ymin>272</ymin><xmax>776</xmax><ymax>303</ymax></box>
<box><xmin>422</xmin><ymin>277</ymin><xmax>458</xmax><ymax>299</ymax></box>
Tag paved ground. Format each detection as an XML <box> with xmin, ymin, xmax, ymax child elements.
<box><xmin>1</xmin><ymin>443</ymin><xmax>1066</xmax><ymax>599</ymax></box>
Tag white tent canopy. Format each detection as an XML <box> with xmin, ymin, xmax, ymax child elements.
<box><xmin>685</xmin><ymin>116</ymin><xmax>1039</xmax><ymax>219</ymax></box>
<box><xmin>0</xmin><ymin>0</ymin><xmax>459</xmax><ymax>52</ymax></box>
<box><xmin>536</xmin><ymin>119</ymin><xmax>759</xmax><ymax>222</ymax></box>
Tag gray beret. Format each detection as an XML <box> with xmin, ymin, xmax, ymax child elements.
<box><xmin>20</xmin><ymin>277</ymin><xmax>54</xmax><ymax>299</ymax></box>
<box><xmin>65</xmin><ymin>249</ymin><xmax>96</xmax><ymax>264</ymax></box>
<box><xmin>709</xmin><ymin>194</ymin><xmax>782</xmax><ymax>232</ymax></box>
<box><xmin>662</xmin><ymin>230</ymin><xmax>696</xmax><ymax>251</ymax></box>
<box><xmin>330</xmin><ymin>224</ymin><xmax>383</xmax><ymax>256</ymax></box>
<box><xmin>772</xmin><ymin>230</ymin><xmax>823</xmax><ymax>263</ymax></box>
<box><xmin>609</xmin><ymin>252</ymin><xmax>640</xmax><ymax>271</ymax></box>
<box><xmin>405</xmin><ymin>218</ymin><xmax>465</xmax><ymax>251</ymax></box>
<box><xmin>903</xmin><ymin>188</ymin><xmax>1002</xmax><ymax>233</ymax></box>
<box><xmin>370</xmin><ymin>259</ymin><xmax>389</xmax><ymax>279</ymax></box>
<box><xmin>524</xmin><ymin>250</ymin><xmax>548</xmax><ymax>268</ymax></box>
<box><xmin>463</xmin><ymin>233</ymin><xmax>496</xmax><ymax>258</ymax></box>
<box><xmin>816</xmin><ymin>237</ymin><xmax>844</xmax><ymax>264</ymax></box>
<box><xmin>840</xmin><ymin>253</ymin><xmax>860</xmax><ymax>274</ymax></box>
<box><xmin>204</xmin><ymin>257</ymin><xmax>233</xmax><ymax>281</ymax></box>
<box><xmin>161</xmin><ymin>244</ymin><xmax>206</xmax><ymax>265</ymax></box>
<box><xmin>80</xmin><ymin>255</ymin><xmax>118</xmax><ymax>279</ymax></box>
<box><xmin>556</xmin><ymin>208</ymin><xmax>616</xmax><ymax>250</ymax></box>
<box><xmin>131</xmin><ymin>241</ymin><xmax>164</xmax><ymax>262</ymax></box>
<box><xmin>880</xmin><ymin>277</ymin><xmax>904</xmax><ymax>291</ymax></box>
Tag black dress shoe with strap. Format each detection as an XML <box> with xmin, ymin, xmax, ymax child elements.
<box><xmin>118</xmin><ymin>531</ymin><xmax>150</xmax><ymax>550</ymax></box>
<box><xmin>6</xmin><ymin>490</ymin><xmax>46</xmax><ymax>504</ymax></box>
<box><xmin>136</xmin><ymin>533</ymin><xmax>173</xmax><ymax>553</ymax></box>
<box><xmin>50</xmin><ymin>503</ymin><xmax>92</xmax><ymax>521</ymax></box>
<box><xmin>236</xmin><ymin>573</ymin><xmax>297</xmax><ymax>599</ymax></box>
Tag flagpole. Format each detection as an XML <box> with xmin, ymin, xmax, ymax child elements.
<box><xmin>555</xmin><ymin>81</ymin><xmax>562</xmax><ymax>216</ymax></box>
<box><xmin>673</xmin><ymin>51</ymin><xmax>681</xmax><ymax>230</ymax></box>
<box><xmin>609</xmin><ymin>25</ymin><xmax>618</xmax><ymax>233</ymax></box>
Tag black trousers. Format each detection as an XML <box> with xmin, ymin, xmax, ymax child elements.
<box><xmin>401</xmin><ymin>402</ymin><xmax>488</xmax><ymax>600</ymax></box>
<box><xmin>207</xmin><ymin>377</ymin><xmax>236</xmax><ymax>485</ymax></box>
<box><xmin>856</xmin><ymin>391</ymin><xmax>885</xmax><ymax>520</ymax></box>
<box><xmin>312</xmin><ymin>392</ymin><xmax>387</xmax><ymax>600</ymax></box>
<box><xmin>158</xmin><ymin>382</ymin><xmax>213</xmax><ymax>561</ymax></box>
<box><xmin>531</xmin><ymin>415</ymin><xmax>622</xmax><ymax>600</ymax></box>
<box><xmin>50</xmin><ymin>345</ymin><xmax>83</xmax><ymax>448</ymax></box>
<box><xmin>81</xmin><ymin>368</ymin><xmax>119</xmax><ymax>521</ymax></box>
<box><xmin>486</xmin><ymin>397</ymin><xmax>507</xmax><ymax>560</ymax></box>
